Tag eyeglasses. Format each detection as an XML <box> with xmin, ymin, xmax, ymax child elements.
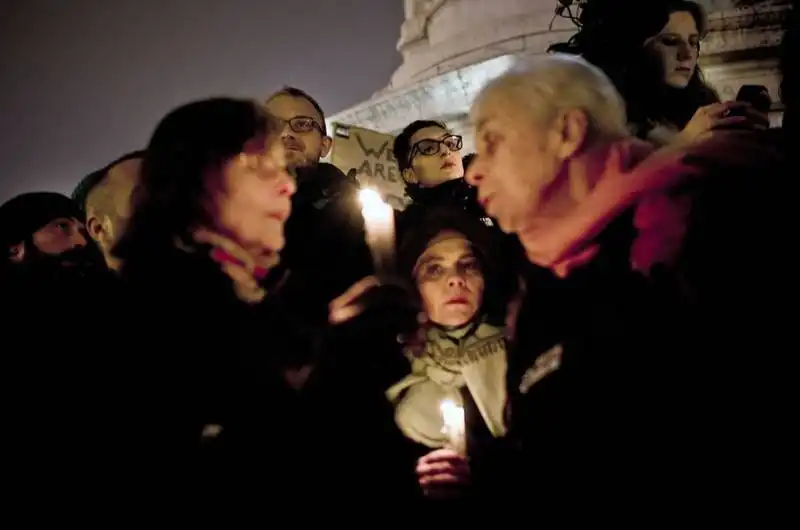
<box><xmin>281</xmin><ymin>116</ymin><xmax>325</xmax><ymax>135</ymax></box>
<box><xmin>234</xmin><ymin>152</ymin><xmax>294</xmax><ymax>181</ymax></box>
<box><xmin>409</xmin><ymin>135</ymin><xmax>463</xmax><ymax>163</ymax></box>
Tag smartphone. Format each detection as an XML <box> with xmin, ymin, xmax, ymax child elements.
<box><xmin>735</xmin><ymin>85</ymin><xmax>771</xmax><ymax>114</ymax></box>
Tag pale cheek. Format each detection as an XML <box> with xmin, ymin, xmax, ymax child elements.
<box><xmin>418</xmin><ymin>283</ymin><xmax>439</xmax><ymax>318</ymax></box>
<box><xmin>471</xmin><ymin>277</ymin><xmax>484</xmax><ymax>299</ymax></box>
<box><xmin>419</xmin><ymin>158</ymin><xmax>443</xmax><ymax>180</ymax></box>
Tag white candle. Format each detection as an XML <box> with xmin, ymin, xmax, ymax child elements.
<box><xmin>440</xmin><ymin>398</ymin><xmax>466</xmax><ymax>455</ymax></box>
<box><xmin>358</xmin><ymin>188</ymin><xmax>396</xmax><ymax>276</ymax></box>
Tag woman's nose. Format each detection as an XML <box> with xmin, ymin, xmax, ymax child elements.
<box><xmin>278</xmin><ymin>171</ymin><xmax>296</xmax><ymax>196</ymax></box>
<box><xmin>677</xmin><ymin>41</ymin><xmax>694</xmax><ymax>61</ymax></box>
<box><xmin>447</xmin><ymin>274</ymin><xmax>466</xmax><ymax>288</ymax></box>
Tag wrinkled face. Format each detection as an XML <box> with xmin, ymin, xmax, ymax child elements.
<box><xmin>265</xmin><ymin>94</ymin><xmax>331</xmax><ymax>170</ymax></box>
<box><xmin>466</xmin><ymin>97</ymin><xmax>563</xmax><ymax>234</ymax></box>
<box><xmin>645</xmin><ymin>10</ymin><xmax>701</xmax><ymax>89</ymax></box>
<box><xmin>211</xmin><ymin>135</ymin><xmax>295</xmax><ymax>256</ymax></box>
<box><xmin>405</xmin><ymin>126</ymin><xmax>464</xmax><ymax>187</ymax></box>
<box><xmin>9</xmin><ymin>217</ymin><xmax>101</xmax><ymax>268</ymax></box>
<box><xmin>415</xmin><ymin>232</ymin><xmax>484</xmax><ymax>327</ymax></box>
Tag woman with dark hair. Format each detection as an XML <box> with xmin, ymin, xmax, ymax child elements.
<box><xmin>115</xmin><ymin>97</ymin><xmax>291</xmax><ymax>286</ymax></box>
<box><xmin>111</xmin><ymin>98</ymin><xmax>298</xmax><ymax>503</ymax></box>
<box><xmin>331</xmin><ymin>206</ymin><xmax>516</xmax><ymax>499</ymax></box>
<box><xmin>550</xmin><ymin>0</ymin><xmax>765</xmax><ymax>145</ymax></box>
<box><xmin>392</xmin><ymin>121</ymin><xmax>491</xmax><ymax>236</ymax></box>
<box><xmin>112</xmin><ymin>97</ymin><xmax>420</xmax><ymax>508</ymax></box>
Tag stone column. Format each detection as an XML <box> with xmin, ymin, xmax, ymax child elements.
<box><xmin>698</xmin><ymin>0</ymin><xmax>790</xmax><ymax>120</ymax></box>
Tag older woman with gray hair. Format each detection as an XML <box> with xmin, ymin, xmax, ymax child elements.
<box><xmin>466</xmin><ymin>52</ymin><xmax>784</xmax><ymax>504</ymax></box>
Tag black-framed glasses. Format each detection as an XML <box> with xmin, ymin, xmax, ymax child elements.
<box><xmin>409</xmin><ymin>134</ymin><xmax>463</xmax><ymax>163</ymax></box>
<box><xmin>281</xmin><ymin>116</ymin><xmax>325</xmax><ymax>135</ymax></box>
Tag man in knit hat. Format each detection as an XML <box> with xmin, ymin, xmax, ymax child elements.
<box><xmin>0</xmin><ymin>191</ymin><xmax>105</xmax><ymax>277</ymax></box>
<box><xmin>2</xmin><ymin>192</ymin><xmax>117</xmax><ymax>503</ymax></box>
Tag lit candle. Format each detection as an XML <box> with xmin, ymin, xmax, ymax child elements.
<box><xmin>358</xmin><ymin>188</ymin><xmax>396</xmax><ymax>276</ymax></box>
<box><xmin>440</xmin><ymin>398</ymin><xmax>466</xmax><ymax>455</ymax></box>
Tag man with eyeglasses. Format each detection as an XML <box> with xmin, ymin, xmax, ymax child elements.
<box><xmin>263</xmin><ymin>87</ymin><xmax>374</xmax><ymax>385</ymax></box>
<box><xmin>265</xmin><ymin>87</ymin><xmax>333</xmax><ymax>171</ymax></box>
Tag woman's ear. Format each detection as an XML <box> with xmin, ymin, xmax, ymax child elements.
<box><xmin>402</xmin><ymin>167</ymin><xmax>418</xmax><ymax>185</ymax></box>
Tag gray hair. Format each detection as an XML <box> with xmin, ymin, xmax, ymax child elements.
<box><xmin>472</xmin><ymin>53</ymin><xmax>629</xmax><ymax>143</ymax></box>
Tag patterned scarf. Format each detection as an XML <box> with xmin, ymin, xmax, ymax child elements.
<box><xmin>177</xmin><ymin>228</ymin><xmax>281</xmax><ymax>304</ymax></box>
<box><xmin>387</xmin><ymin>320</ymin><xmax>507</xmax><ymax>448</ymax></box>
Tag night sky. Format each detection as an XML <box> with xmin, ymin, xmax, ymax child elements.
<box><xmin>0</xmin><ymin>0</ymin><xmax>404</xmax><ymax>202</ymax></box>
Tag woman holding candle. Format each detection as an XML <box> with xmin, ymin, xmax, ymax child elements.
<box><xmin>331</xmin><ymin>206</ymin><xmax>516</xmax><ymax>499</ymax></box>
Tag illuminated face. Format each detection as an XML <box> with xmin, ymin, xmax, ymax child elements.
<box><xmin>466</xmin><ymin>97</ymin><xmax>563</xmax><ymax>234</ymax></box>
<box><xmin>645</xmin><ymin>11</ymin><xmax>701</xmax><ymax>89</ymax></box>
<box><xmin>265</xmin><ymin>94</ymin><xmax>331</xmax><ymax>169</ymax></box>
<box><xmin>211</xmin><ymin>136</ymin><xmax>295</xmax><ymax>256</ymax></box>
<box><xmin>415</xmin><ymin>232</ymin><xmax>484</xmax><ymax>327</ymax></box>
<box><xmin>405</xmin><ymin>126</ymin><xmax>464</xmax><ymax>187</ymax></box>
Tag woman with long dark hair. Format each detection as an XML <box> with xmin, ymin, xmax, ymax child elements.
<box><xmin>330</xmin><ymin>206</ymin><xmax>517</xmax><ymax>499</ymax></box>
<box><xmin>115</xmin><ymin>97</ymin><xmax>292</xmax><ymax>286</ymax></box>
<box><xmin>550</xmin><ymin>0</ymin><xmax>764</xmax><ymax>145</ymax></box>
<box><xmin>111</xmin><ymin>97</ymin><xmax>300</xmax><ymax>505</ymax></box>
<box><xmin>113</xmin><ymin>97</ymin><xmax>420</xmax><ymax>508</ymax></box>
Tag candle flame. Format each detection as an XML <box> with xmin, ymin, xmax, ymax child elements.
<box><xmin>358</xmin><ymin>188</ymin><xmax>385</xmax><ymax>209</ymax></box>
<box><xmin>440</xmin><ymin>399</ymin><xmax>464</xmax><ymax>429</ymax></box>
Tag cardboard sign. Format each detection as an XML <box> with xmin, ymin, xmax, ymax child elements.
<box><xmin>329</xmin><ymin>123</ymin><xmax>410</xmax><ymax>211</ymax></box>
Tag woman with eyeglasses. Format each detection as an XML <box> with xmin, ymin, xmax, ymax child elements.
<box><xmin>107</xmin><ymin>97</ymin><xmax>416</xmax><ymax>509</ymax></box>
<box><xmin>392</xmin><ymin>120</ymin><xmax>493</xmax><ymax>241</ymax></box>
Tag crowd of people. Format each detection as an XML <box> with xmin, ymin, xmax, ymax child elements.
<box><xmin>2</xmin><ymin>0</ymin><xmax>795</xmax><ymax>516</ymax></box>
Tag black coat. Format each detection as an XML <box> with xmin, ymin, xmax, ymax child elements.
<box><xmin>109</xmin><ymin>244</ymin><xmax>419</xmax><ymax>510</ymax></box>
<box><xmin>503</xmin><ymin>216</ymin><xmax>673</xmax><ymax>501</ymax></box>
<box><xmin>267</xmin><ymin>162</ymin><xmax>374</xmax><ymax>366</ymax></box>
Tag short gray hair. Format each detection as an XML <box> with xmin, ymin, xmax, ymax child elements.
<box><xmin>472</xmin><ymin>53</ymin><xmax>629</xmax><ymax>143</ymax></box>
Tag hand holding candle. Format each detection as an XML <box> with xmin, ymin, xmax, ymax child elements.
<box><xmin>440</xmin><ymin>398</ymin><xmax>466</xmax><ymax>455</ymax></box>
<box><xmin>358</xmin><ymin>188</ymin><xmax>396</xmax><ymax>277</ymax></box>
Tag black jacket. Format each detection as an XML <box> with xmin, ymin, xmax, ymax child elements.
<box><xmin>111</xmin><ymin>244</ymin><xmax>419</xmax><ymax>511</ymax></box>
<box><xmin>398</xmin><ymin>178</ymin><xmax>491</xmax><ymax>242</ymax></box>
<box><xmin>268</xmin><ymin>162</ymin><xmax>374</xmax><ymax>365</ymax></box>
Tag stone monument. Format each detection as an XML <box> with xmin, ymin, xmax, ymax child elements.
<box><xmin>327</xmin><ymin>0</ymin><xmax>790</xmax><ymax>149</ymax></box>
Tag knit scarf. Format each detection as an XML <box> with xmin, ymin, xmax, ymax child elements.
<box><xmin>387</xmin><ymin>319</ymin><xmax>507</xmax><ymax>448</ymax></box>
